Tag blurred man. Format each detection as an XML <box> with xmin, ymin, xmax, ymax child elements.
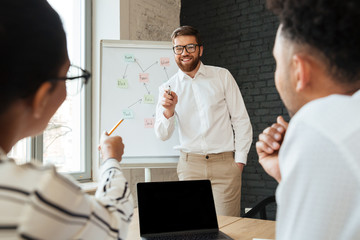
<box><xmin>257</xmin><ymin>0</ymin><xmax>360</xmax><ymax>239</ymax></box>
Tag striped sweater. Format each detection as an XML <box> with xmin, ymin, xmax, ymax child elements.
<box><xmin>0</xmin><ymin>148</ymin><xmax>133</xmax><ymax>240</ymax></box>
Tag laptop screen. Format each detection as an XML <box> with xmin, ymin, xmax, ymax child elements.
<box><xmin>137</xmin><ymin>180</ymin><xmax>219</xmax><ymax>235</ymax></box>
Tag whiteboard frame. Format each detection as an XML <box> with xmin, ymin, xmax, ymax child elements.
<box><xmin>99</xmin><ymin>40</ymin><xmax>179</xmax><ymax>165</ymax></box>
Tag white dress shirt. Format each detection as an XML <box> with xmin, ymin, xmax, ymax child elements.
<box><xmin>155</xmin><ymin>62</ymin><xmax>252</xmax><ymax>164</ymax></box>
<box><xmin>276</xmin><ymin>90</ymin><xmax>360</xmax><ymax>239</ymax></box>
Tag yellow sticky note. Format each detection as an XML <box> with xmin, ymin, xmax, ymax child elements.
<box><xmin>117</xmin><ymin>78</ymin><xmax>128</xmax><ymax>88</ymax></box>
<box><xmin>143</xmin><ymin>94</ymin><xmax>154</xmax><ymax>104</ymax></box>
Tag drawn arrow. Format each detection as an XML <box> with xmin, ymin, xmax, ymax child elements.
<box><xmin>135</xmin><ymin>59</ymin><xmax>158</xmax><ymax>73</ymax></box>
<box><xmin>127</xmin><ymin>99</ymin><xmax>142</xmax><ymax>109</ymax></box>
<box><xmin>144</xmin><ymin>61</ymin><xmax>158</xmax><ymax>72</ymax></box>
<box><xmin>163</xmin><ymin>67</ymin><xmax>170</xmax><ymax>80</ymax></box>
<box><xmin>122</xmin><ymin>64</ymin><xmax>129</xmax><ymax>78</ymax></box>
<box><xmin>143</xmin><ymin>83</ymin><xmax>150</xmax><ymax>94</ymax></box>
<box><xmin>134</xmin><ymin>58</ymin><xmax>144</xmax><ymax>72</ymax></box>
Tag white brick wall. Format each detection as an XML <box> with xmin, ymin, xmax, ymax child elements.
<box><xmin>123</xmin><ymin>0</ymin><xmax>181</xmax><ymax>207</ymax></box>
<box><xmin>129</xmin><ymin>0</ymin><xmax>180</xmax><ymax>41</ymax></box>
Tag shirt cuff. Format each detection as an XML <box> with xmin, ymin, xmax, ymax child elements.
<box><xmin>99</xmin><ymin>158</ymin><xmax>121</xmax><ymax>177</ymax></box>
<box><xmin>160</xmin><ymin>111</ymin><xmax>175</xmax><ymax>127</ymax></box>
<box><xmin>234</xmin><ymin>152</ymin><xmax>248</xmax><ymax>165</ymax></box>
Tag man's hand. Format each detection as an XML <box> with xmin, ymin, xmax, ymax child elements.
<box><xmin>236</xmin><ymin>162</ymin><xmax>244</xmax><ymax>172</ymax></box>
<box><xmin>161</xmin><ymin>89</ymin><xmax>178</xmax><ymax>119</ymax></box>
<box><xmin>98</xmin><ymin>131</ymin><xmax>124</xmax><ymax>162</ymax></box>
<box><xmin>256</xmin><ymin>116</ymin><xmax>288</xmax><ymax>183</ymax></box>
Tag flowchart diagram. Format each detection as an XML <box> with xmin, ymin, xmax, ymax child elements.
<box><xmin>116</xmin><ymin>54</ymin><xmax>173</xmax><ymax>128</ymax></box>
<box><xmin>100</xmin><ymin>41</ymin><xmax>179</xmax><ymax>157</ymax></box>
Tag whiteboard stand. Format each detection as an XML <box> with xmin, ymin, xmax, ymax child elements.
<box><xmin>144</xmin><ymin>168</ymin><xmax>151</xmax><ymax>182</ymax></box>
<box><xmin>119</xmin><ymin>157</ymin><xmax>178</xmax><ymax>182</ymax></box>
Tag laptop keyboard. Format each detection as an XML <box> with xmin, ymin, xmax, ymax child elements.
<box><xmin>145</xmin><ymin>232</ymin><xmax>230</xmax><ymax>240</ymax></box>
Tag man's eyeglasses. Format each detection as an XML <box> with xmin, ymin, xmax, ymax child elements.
<box><xmin>52</xmin><ymin>65</ymin><xmax>91</xmax><ymax>96</ymax></box>
<box><xmin>173</xmin><ymin>44</ymin><xmax>201</xmax><ymax>55</ymax></box>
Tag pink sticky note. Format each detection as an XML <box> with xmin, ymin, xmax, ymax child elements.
<box><xmin>160</xmin><ymin>57</ymin><xmax>170</xmax><ymax>67</ymax></box>
<box><xmin>144</xmin><ymin>118</ymin><xmax>155</xmax><ymax>128</ymax></box>
<box><xmin>139</xmin><ymin>73</ymin><xmax>149</xmax><ymax>83</ymax></box>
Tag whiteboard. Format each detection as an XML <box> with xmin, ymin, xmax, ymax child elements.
<box><xmin>100</xmin><ymin>40</ymin><xmax>180</xmax><ymax>161</ymax></box>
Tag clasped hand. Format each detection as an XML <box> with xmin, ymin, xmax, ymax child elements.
<box><xmin>256</xmin><ymin>116</ymin><xmax>288</xmax><ymax>183</ymax></box>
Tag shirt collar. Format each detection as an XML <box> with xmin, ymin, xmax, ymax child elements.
<box><xmin>0</xmin><ymin>147</ymin><xmax>9</xmax><ymax>162</ymax></box>
<box><xmin>353</xmin><ymin>89</ymin><xmax>360</xmax><ymax>98</ymax></box>
<box><xmin>178</xmin><ymin>62</ymin><xmax>206</xmax><ymax>81</ymax></box>
<box><xmin>196</xmin><ymin>62</ymin><xmax>206</xmax><ymax>77</ymax></box>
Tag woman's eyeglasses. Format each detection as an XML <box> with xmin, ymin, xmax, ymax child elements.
<box><xmin>51</xmin><ymin>65</ymin><xmax>91</xmax><ymax>96</ymax></box>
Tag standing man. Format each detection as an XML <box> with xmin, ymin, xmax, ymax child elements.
<box><xmin>155</xmin><ymin>26</ymin><xmax>252</xmax><ymax>217</ymax></box>
<box><xmin>257</xmin><ymin>0</ymin><xmax>360</xmax><ymax>239</ymax></box>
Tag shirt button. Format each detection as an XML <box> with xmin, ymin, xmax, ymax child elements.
<box><xmin>206</xmin><ymin>155</ymin><xmax>209</xmax><ymax>159</ymax></box>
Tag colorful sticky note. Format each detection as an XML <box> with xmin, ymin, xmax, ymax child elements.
<box><xmin>124</xmin><ymin>54</ymin><xmax>135</xmax><ymax>62</ymax></box>
<box><xmin>144</xmin><ymin>118</ymin><xmax>155</xmax><ymax>128</ymax></box>
<box><xmin>160</xmin><ymin>57</ymin><xmax>170</xmax><ymax>67</ymax></box>
<box><xmin>122</xmin><ymin>109</ymin><xmax>134</xmax><ymax>119</ymax></box>
<box><xmin>143</xmin><ymin>94</ymin><xmax>154</xmax><ymax>104</ymax></box>
<box><xmin>117</xmin><ymin>78</ymin><xmax>128</xmax><ymax>88</ymax></box>
<box><xmin>139</xmin><ymin>73</ymin><xmax>149</xmax><ymax>83</ymax></box>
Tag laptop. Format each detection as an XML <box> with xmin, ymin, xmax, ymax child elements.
<box><xmin>137</xmin><ymin>180</ymin><xmax>234</xmax><ymax>240</ymax></box>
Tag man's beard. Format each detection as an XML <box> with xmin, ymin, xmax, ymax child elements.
<box><xmin>176</xmin><ymin>53</ymin><xmax>200</xmax><ymax>72</ymax></box>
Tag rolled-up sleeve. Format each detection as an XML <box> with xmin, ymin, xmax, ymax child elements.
<box><xmin>224</xmin><ymin>70</ymin><xmax>253</xmax><ymax>164</ymax></box>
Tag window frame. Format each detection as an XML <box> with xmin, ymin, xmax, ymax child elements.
<box><xmin>32</xmin><ymin>0</ymin><xmax>92</xmax><ymax>181</ymax></box>
<box><xmin>76</xmin><ymin>0</ymin><xmax>92</xmax><ymax>181</ymax></box>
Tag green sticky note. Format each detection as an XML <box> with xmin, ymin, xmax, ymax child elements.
<box><xmin>124</xmin><ymin>54</ymin><xmax>135</xmax><ymax>62</ymax></box>
<box><xmin>117</xmin><ymin>78</ymin><xmax>128</xmax><ymax>88</ymax></box>
<box><xmin>143</xmin><ymin>94</ymin><xmax>154</xmax><ymax>104</ymax></box>
<box><xmin>122</xmin><ymin>109</ymin><xmax>134</xmax><ymax>119</ymax></box>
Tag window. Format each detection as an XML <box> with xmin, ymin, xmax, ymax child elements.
<box><xmin>8</xmin><ymin>0</ymin><xmax>92</xmax><ymax>181</ymax></box>
<box><xmin>8</xmin><ymin>138</ymin><xmax>30</xmax><ymax>165</ymax></box>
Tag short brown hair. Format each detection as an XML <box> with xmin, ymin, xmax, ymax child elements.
<box><xmin>171</xmin><ymin>26</ymin><xmax>203</xmax><ymax>45</ymax></box>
